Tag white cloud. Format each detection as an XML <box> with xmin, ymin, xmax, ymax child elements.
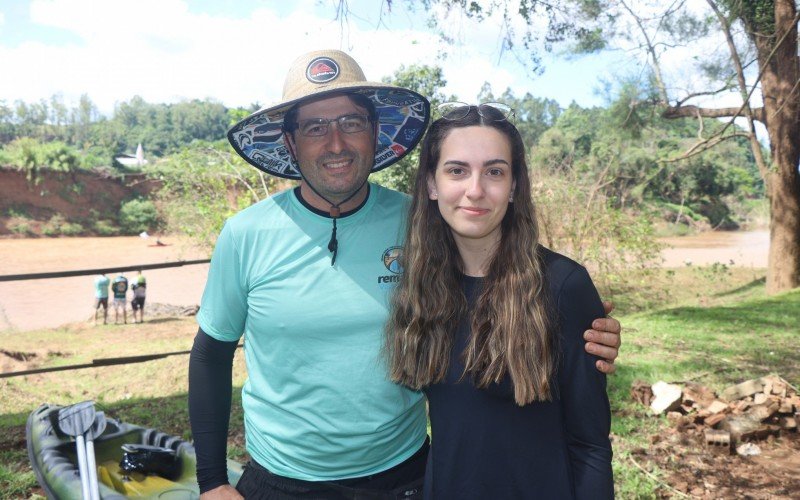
<box><xmin>0</xmin><ymin>0</ymin><xmax>614</xmax><ymax>115</ymax></box>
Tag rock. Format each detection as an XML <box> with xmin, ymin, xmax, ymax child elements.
<box><xmin>704</xmin><ymin>412</ymin><xmax>727</xmax><ymax>427</ymax></box>
<box><xmin>651</xmin><ymin>381</ymin><xmax>683</xmax><ymax>415</ymax></box>
<box><xmin>721</xmin><ymin>378</ymin><xmax>765</xmax><ymax>401</ymax></box>
<box><xmin>736</xmin><ymin>442</ymin><xmax>761</xmax><ymax>456</ymax></box>
<box><xmin>706</xmin><ymin>400</ymin><xmax>729</xmax><ymax>414</ymax></box>
<box><xmin>745</xmin><ymin>400</ymin><xmax>779</xmax><ymax>422</ymax></box>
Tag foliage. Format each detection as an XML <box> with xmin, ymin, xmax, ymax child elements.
<box><xmin>532</xmin><ymin>165</ymin><xmax>663</xmax><ymax>292</ymax></box>
<box><xmin>150</xmin><ymin>141</ymin><xmax>280</xmax><ymax>248</ymax></box>
<box><xmin>0</xmin><ymin>94</ymin><xmax>238</xmax><ymax>169</ymax></box>
<box><xmin>3</xmin><ymin>138</ymin><xmax>85</xmax><ymax>184</ymax></box>
<box><xmin>92</xmin><ymin>218</ymin><xmax>121</xmax><ymax>236</ymax></box>
<box><xmin>42</xmin><ymin>214</ymin><xmax>85</xmax><ymax>237</ymax></box>
<box><xmin>531</xmin><ymin>97</ymin><xmax>763</xmax><ymax>229</ymax></box>
<box><xmin>118</xmin><ymin>199</ymin><xmax>159</xmax><ymax>234</ymax></box>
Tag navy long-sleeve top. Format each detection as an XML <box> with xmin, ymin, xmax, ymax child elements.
<box><xmin>423</xmin><ymin>248</ymin><xmax>614</xmax><ymax>499</ymax></box>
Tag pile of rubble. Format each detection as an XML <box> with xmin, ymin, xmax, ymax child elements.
<box><xmin>632</xmin><ymin>374</ymin><xmax>799</xmax><ymax>456</ymax></box>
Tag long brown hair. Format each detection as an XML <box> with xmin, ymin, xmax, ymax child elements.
<box><xmin>385</xmin><ymin>105</ymin><xmax>555</xmax><ymax>405</ymax></box>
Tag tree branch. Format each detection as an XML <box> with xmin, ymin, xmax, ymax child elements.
<box><xmin>659</xmin><ymin>131</ymin><xmax>751</xmax><ymax>164</ymax></box>
<box><xmin>619</xmin><ymin>0</ymin><xmax>670</xmax><ymax>104</ymax></box>
<box><xmin>673</xmin><ymin>84</ymin><xmax>736</xmax><ymax>107</ymax></box>
<box><xmin>663</xmin><ymin>104</ymin><xmax>765</xmax><ymax>121</ymax></box>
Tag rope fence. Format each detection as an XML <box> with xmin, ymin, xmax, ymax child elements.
<box><xmin>0</xmin><ymin>259</ymin><xmax>211</xmax><ymax>282</ymax></box>
<box><xmin>0</xmin><ymin>345</ymin><xmax>243</xmax><ymax>379</ymax></box>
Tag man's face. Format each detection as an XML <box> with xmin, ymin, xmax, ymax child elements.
<box><xmin>286</xmin><ymin>95</ymin><xmax>376</xmax><ymax>208</ymax></box>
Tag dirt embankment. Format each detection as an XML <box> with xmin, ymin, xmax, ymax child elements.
<box><xmin>0</xmin><ymin>167</ymin><xmax>160</xmax><ymax>236</ymax></box>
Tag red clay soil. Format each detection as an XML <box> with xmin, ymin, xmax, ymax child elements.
<box><xmin>0</xmin><ymin>167</ymin><xmax>158</xmax><ymax>236</ymax></box>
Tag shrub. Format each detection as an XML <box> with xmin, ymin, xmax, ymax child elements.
<box><xmin>119</xmin><ymin>199</ymin><xmax>159</xmax><ymax>234</ymax></box>
<box><xmin>93</xmin><ymin>219</ymin><xmax>121</xmax><ymax>236</ymax></box>
<box><xmin>9</xmin><ymin>221</ymin><xmax>33</xmax><ymax>235</ymax></box>
<box><xmin>41</xmin><ymin>214</ymin><xmax>84</xmax><ymax>236</ymax></box>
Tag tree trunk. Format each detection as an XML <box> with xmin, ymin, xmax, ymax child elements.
<box><xmin>753</xmin><ymin>0</ymin><xmax>800</xmax><ymax>293</ymax></box>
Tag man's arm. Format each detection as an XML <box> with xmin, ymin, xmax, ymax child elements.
<box><xmin>188</xmin><ymin>328</ymin><xmax>240</xmax><ymax>497</ymax></box>
<box><xmin>584</xmin><ymin>301</ymin><xmax>622</xmax><ymax>374</ymax></box>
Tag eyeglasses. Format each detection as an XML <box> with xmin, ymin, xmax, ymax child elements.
<box><xmin>436</xmin><ymin>102</ymin><xmax>515</xmax><ymax>122</ymax></box>
<box><xmin>294</xmin><ymin>114</ymin><xmax>371</xmax><ymax>137</ymax></box>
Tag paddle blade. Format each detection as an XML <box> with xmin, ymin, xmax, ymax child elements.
<box><xmin>57</xmin><ymin>401</ymin><xmax>96</xmax><ymax>437</ymax></box>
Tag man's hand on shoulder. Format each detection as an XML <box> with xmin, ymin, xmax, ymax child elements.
<box><xmin>584</xmin><ymin>301</ymin><xmax>621</xmax><ymax>374</ymax></box>
<box><xmin>200</xmin><ymin>485</ymin><xmax>243</xmax><ymax>500</ymax></box>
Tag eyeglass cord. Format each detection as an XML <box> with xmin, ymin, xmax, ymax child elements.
<box><xmin>298</xmin><ymin>174</ymin><xmax>369</xmax><ymax>266</ymax></box>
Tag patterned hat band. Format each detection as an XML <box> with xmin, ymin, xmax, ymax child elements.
<box><xmin>227</xmin><ymin>50</ymin><xmax>431</xmax><ymax>179</ymax></box>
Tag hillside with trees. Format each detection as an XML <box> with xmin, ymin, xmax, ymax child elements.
<box><xmin>0</xmin><ymin>66</ymin><xmax>766</xmax><ymax>291</ymax></box>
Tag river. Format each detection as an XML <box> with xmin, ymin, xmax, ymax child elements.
<box><xmin>658</xmin><ymin>230</ymin><xmax>769</xmax><ymax>268</ymax></box>
<box><xmin>0</xmin><ymin>231</ymin><xmax>769</xmax><ymax>332</ymax></box>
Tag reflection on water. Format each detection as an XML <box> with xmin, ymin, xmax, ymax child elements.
<box><xmin>659</xmin><ymin>230</ymin><xmax>769</xmax><ymax>268</ymax></box>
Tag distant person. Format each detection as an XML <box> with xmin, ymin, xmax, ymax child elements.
<box><xmin>93</xmin><ymin>273</ymin><xmax>110</xmax><ymax>325</ymax></box>
<box><xmin>112</xmin><ymin>273</ymin><xmax>129</xmax><ymax>324</ymax></box>
<box><xmin>131</xmin><ymin>270</ymin><xmax>147</xmax><ymax>323</ymax></box>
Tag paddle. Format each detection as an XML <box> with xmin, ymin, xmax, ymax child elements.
<box><xmin>57</xmin><ymin>401</ymin><xmax>95</xmax><ymax>500</ymax></box>
<box><xmin>85</xmin><ymin>411</ymin><xmax>107</xmax><ymax>500</ymax></box>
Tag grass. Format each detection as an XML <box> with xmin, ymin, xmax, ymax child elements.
<box><xmin>2</xmin><ymin>266</ymin><xmax>798</xmax><ymax>498</ymax></box>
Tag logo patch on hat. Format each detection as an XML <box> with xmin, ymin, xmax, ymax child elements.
<box><xmin>306</xmin><ymin>57</ymin><xmax>340</xmax><ymax>83</ymax></box>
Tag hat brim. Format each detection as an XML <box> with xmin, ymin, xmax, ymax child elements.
<box><xmin>227</xmin><ymin>85</ymin><xmax>430</xmax><ymax>180</ymax></box>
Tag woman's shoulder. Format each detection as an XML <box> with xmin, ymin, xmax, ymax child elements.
<box><xmin>537</xmin><ymin>246</ymin><xmax>597</xmax><ymax>301</ymax></box>
<box><xmin>537</xmin><ymin>246</ymin><xmax>584</xmax><ymax>279</ymax></box>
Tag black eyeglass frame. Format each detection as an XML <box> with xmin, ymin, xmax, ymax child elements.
<box><xmin>436</xmin><ymin>101</ymin><xmax>515</xmax><ymax>122</ymax></box>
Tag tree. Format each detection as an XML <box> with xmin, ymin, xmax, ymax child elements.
<box><xmin>371</xmin><ymin>0</ymin><xmax>799</xmax><ymax>293</ymax></box>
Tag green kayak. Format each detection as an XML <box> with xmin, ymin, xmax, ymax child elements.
<box><xmin>26</xmin><ymin>403</ymin><xmax>242</xmax><ymax>499</ymax></box>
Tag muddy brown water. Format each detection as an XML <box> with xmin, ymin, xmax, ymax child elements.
<box><xmin>659</xmin><ymin>230</ymin><xmax>769</xmax><ymax>267</ymax></box>
<box><xmin>0</xmin><ymin>231</ymin><xmax>769</xmax><ymax>332</ymax></box>
<box><xmin>0</xmin><ymin>236</ymin><xmax>209</xmax><ymax>332</ymax></box>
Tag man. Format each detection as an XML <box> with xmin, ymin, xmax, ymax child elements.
<box><xmin>131</xmin><ymin>270</ymin><xmax>146</xmax><ymax>323</ymax></box>
<box><xmin>111</xmin><ymin>272</ymin><xmax>128</xmax><ymax>324</ymax></box>
<box><xmin>190</xmin><ymin>50</ymin><xmax>622</xmax><ymax>499</ymax></box>
<box><xmin>93</xmin><ymin>273</ymin><xmax>110</xmax><ymax>325</ymax></box>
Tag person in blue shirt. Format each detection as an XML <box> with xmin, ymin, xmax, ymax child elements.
<box><xmin>385</xmin><ymin>103</ymin><xmax>613</xmax><ymax>498</ymax></box>
<box><xmin>189</xmin><ymin>50</ymin><xmax>622</xmax><ymax>500</ymax></box>
<box><xmin>92</xmin><ymin>273</ymin><xmax>110</xmax><ymax>325</ymax></box>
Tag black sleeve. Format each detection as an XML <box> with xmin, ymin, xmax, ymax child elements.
<box><xmin>188</xmin><ymin>327</ymin><xmax>239</xmax><ymax>493</ymax></box>
<box><xmin>556</xmin><ymin>265</ymin><xmax>614</xmax><ymax>499</ymax></box>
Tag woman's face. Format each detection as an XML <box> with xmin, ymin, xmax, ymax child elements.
<box><xmin>428</xmin><ymin>125</ymin><xmax>515</xmax><ymax>249</ymax></box>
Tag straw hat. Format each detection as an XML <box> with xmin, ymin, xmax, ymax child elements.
<box><xmin>227</xmin><ymin>49</ymin><xmax>431</xmax><ymax>179</ymax></box>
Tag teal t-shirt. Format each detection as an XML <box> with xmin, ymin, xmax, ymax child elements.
<box><xmin>94</xmin><ymin>275</ymin><xmax>110</xmax><ymax>299</ymax></box>
<box><xmin>197</xmin><ymin>184</ymin><xmax>426</xmax><ymax>481</ymax></box>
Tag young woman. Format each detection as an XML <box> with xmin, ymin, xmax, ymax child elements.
<box><xmin>385</xmin><ymin>103</ymin><xmax>614</xmax><ymax>499</ymax></box>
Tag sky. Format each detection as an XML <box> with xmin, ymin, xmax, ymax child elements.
<box><xmin>0</xmin><ymin>0</ymin><xmax>636</xmax><ymax>116</ymax></box>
